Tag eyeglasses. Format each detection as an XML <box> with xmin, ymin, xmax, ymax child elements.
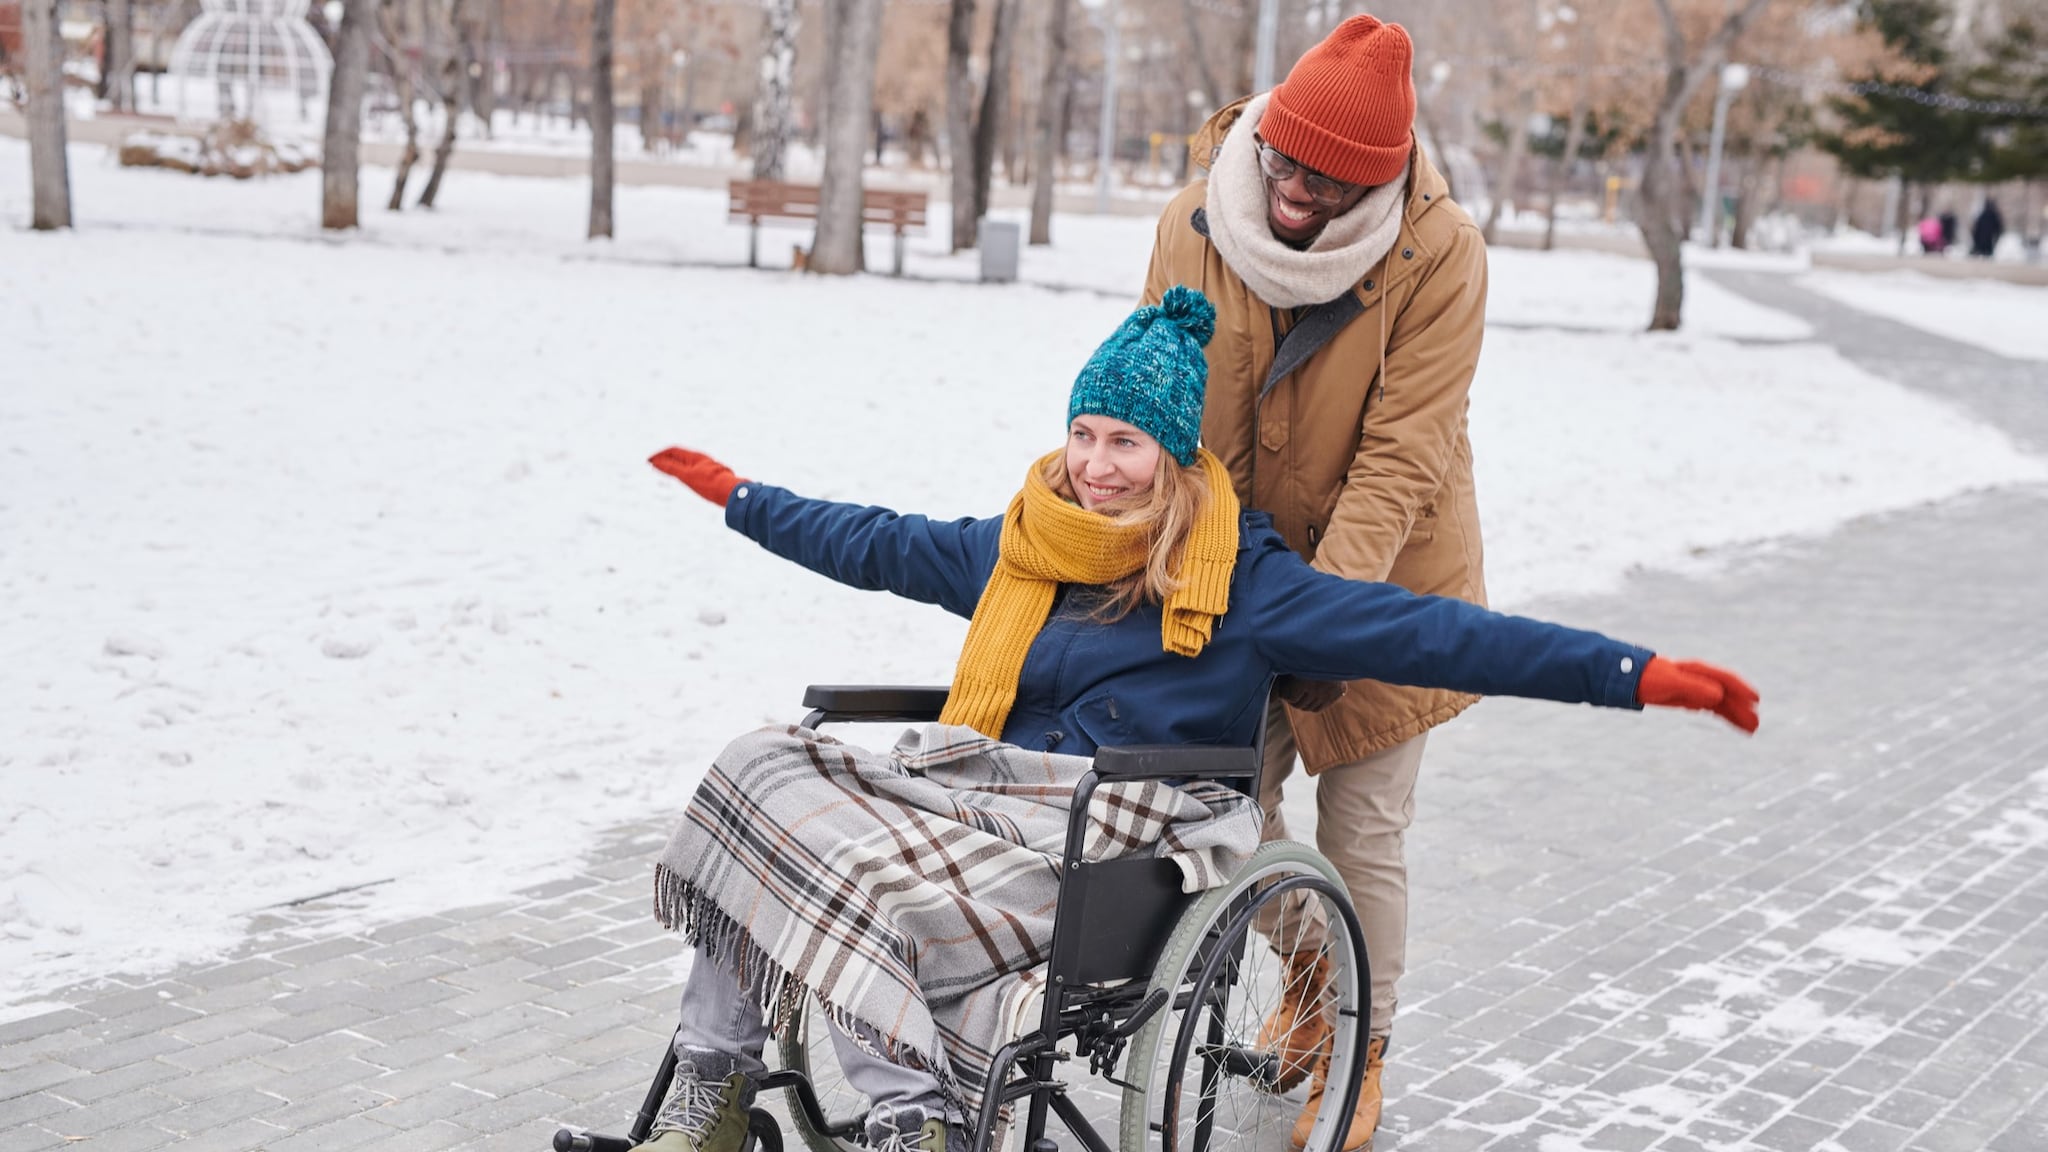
<box><xmin>1255</xmin><ymin>140</ymin><xmax>1361</xmax><ymax>208</ymax></box>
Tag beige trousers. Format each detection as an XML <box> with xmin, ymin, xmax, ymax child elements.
<box><xmin>1254</xmin><ymin>699</ymin><xmax>1426</xmax><ymax>1038</ymax></box>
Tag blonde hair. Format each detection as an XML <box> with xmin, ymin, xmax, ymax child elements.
<box><xmin>1038</xmin><ymin>448</ymin><xmax>1210</xmax><ymax>621</ymax></box>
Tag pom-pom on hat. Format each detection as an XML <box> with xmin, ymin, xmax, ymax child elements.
<box><xmin>1068</xmin><ymin>286</ymin><xmax>1216</xmax><ymax>466</ymax></box>
<box><xmin>1260</xmin><ymin>15</ymin><xmax>1417</xmax><ymax>188</ymax></box>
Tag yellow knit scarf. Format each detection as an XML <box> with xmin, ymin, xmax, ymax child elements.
<box><xmin>938</xmin><ymin>448</ymin><xmax>1241</xmax><ymax>740</ymax></box>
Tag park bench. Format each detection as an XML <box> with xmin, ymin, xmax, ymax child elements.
<box><xmin>728</xmin><ymin>180</ymin><xmax>929</xmax><ymax>276</ymax></box>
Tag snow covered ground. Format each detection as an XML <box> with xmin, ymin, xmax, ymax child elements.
<box><xmin>2</xmin><ymin>138</ymin><xmax>2044</xmax><ymax>1016</ymax></box>
<box><xmin>1798</xmin><ymin>269</ymin><xmax>2048</xmax><ymax>363</ymax></box>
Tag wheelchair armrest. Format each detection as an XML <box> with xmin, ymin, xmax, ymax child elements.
<box><xmin>1092</xmin><ymin>744</ymin><xmax>1259</xmax><ymax>781</ymax></box>
<box><xmin>801</xmin><ymin>685</ymin><xmax>950</xmax><ymax>725</ymax></box>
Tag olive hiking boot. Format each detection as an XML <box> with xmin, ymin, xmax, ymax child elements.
<box><xmin>635</xmin><ymin>1050</ymin><xmax>758</xmax><ymax>1152</ymax></box>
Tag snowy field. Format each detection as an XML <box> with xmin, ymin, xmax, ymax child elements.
<box><xmin>1798</xmin><ymin>269</ymin><xmax>2048</xmax><ymax>363</ymax></box>
<box><xmin>3</xmin><ymin>138</ymin><xmax>2045</xmax><ymax>1016</ymax></box>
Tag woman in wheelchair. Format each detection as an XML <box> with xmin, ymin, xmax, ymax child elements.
<box><xmin>634</xmin><ymin>286</ymin><xmax>1758</xmax><ymax>1152</ymax></box>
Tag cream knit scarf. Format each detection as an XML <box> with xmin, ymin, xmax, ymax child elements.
<box><xmin>938</xmin><ymin>449</ymin><xmax>1241</xmax><ymax>740</ymax></box>
<box><xmin>1204</xmin><ymin>94</ymin><xmax>1411</xmax><ymax>308</ymax></box>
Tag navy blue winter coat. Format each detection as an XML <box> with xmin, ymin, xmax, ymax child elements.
<box><xmin>727</xmin><ymin>482</ymin><xmax>1650</xmax><ymax>756</ymax></box>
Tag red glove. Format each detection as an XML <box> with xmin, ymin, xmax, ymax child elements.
<box><xmin>1637</xmin><ymin>657</ymin><xmax>1760</xmax><ymax>734</ymax></box>
<box><xmin>649</xmin><ymin>447</ymin><xmax>743</xmax><ymax>507</ymax></box>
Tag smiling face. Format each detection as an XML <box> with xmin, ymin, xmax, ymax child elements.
<box><xmin>1259</xmin><ymin>139</ymin><xmax>1373</xmax><ymax>247</ymax></box>
<box><xmin>1066</xmin><ymin>415</ymin><xmax>1162</xmax><ymax>510</ymax></box>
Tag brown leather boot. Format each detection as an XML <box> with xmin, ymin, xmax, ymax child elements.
<box><xmin>1287</xmin><ymin>1035</ymin><xmax>1384</xmax><ymax>1152</ymax></box>
<box><xmin>1254</xmin><ymin>949</ymin><xmax>1334</xmax><ymax>1091</ymax></box>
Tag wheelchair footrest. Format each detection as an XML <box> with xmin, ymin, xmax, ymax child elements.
<box><xmin>553</xmin><ymin>1128</ymin><xmax>635</xmax><ymax>1152</ymax></box>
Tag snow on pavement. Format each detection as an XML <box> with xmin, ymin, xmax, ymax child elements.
<box><xmin>1799</xmin><ymin>269</ymin><xmax>2048</xmax><ymax>363</ymax></box>
<box><xmin>1</xmin><ymin>139</ymin><xmax>2042</xmax><ymax>1014</ymax></box>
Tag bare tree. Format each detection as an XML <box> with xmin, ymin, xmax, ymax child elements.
<box><xmin>810</xmin><ymin>0</ymin><xmax>885</xmax><ymax>274</ymax></box>
<box><xmin>23</xmin><ymin>0</ymin><xmax>71</xmax><ymax>230</ymax></box>
<box><xmin>104</xmin><ymin>0</ymin><xmax>136</xmax><ymax>111</ymax></box>
<box><xmin>944</xmin><ymin>0</ymin><xmax>977</xmax><ymax>249</ymax></box>
<box><xmin>416</xmin><ymin>0</ymin><xmax>473</xmax><ymax>209</ymax></box>
<box><xmin>384</xmin><ymin>0</ymin><xmax>424</xmax><ymax>209</ymax></box>
<box><xmin>589</xmin><ymin>0</ymin><xmax>616</xmax><ymax>238</ymax></box>
<box><xmin>1639</xmin><ymin>0</ymin><xmax>1773</xmax><ymax>330</ymax></box>
<box><xmin>1028</xmin><ymin>0</ymin><xmax>1071</xmax><ymax>245</ymax></box>
<box><xmin>751</xmin><ymin>0</ymin><xmax>800</xmax><ymax>180</ymax></box>
<box><xmin>1481</xmin><ymin>81</ymin><xmax>1534</xmax><ymax>243</ymax></box>
<box><xmin>322</xmin><ymin>0</ymin><xmax>373</xmax><ymax>229</ymax></box>
<box><xmin>1177</xmin><ymin>0</ymin><xmax>1223</xmax><ymax>115</ymax></box>
<box><xmin>969</xmin><ymin>0</ymin><xmax>1019</xmax><ymax>227</ymax></box>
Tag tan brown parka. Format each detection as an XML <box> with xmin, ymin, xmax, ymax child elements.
<box><xmin>1141</xmin><ymin>98</ymin><xmax>1490</xmax><ymax>773</ymax></box>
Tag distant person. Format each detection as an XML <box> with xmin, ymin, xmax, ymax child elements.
<box><xmin>1918</xmin><ymin>216</ymin><xmax>1946</xmax><ymax>255</ymax></box>
<box><xmin>1939</xmin><ymin>210</ymin><xmax>1960</xmax><ymax>251</ymax></box>
<box><xmin>1971</xmin><ymin>200</ymin><xmax>2005</xmax><ymax>259</ymax></box>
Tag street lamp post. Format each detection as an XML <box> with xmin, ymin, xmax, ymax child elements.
<box><xmin>1697</xmin><ymin>61</ymin><xmax>1749</xmax><ymax>247</ymax></box>
<box><xmin>1083</xmin><ymin>0</ymin><xmax>1121</xmax><ymax>215</ymax></box>
<box><xmin>1252</xmin><ymin>0</ymin><xmax>1278</xmax><ymax>92</ymax></box>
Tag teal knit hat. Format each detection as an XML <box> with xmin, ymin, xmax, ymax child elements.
<box><xmin>1068</xmin><ymin>286</ymin><xmax>1216</xmax><ymax>466</ymax></box>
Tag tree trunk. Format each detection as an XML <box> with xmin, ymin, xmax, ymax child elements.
<box><xmin>104</xmin><ymin>0</ymin><xmax>136</xmax><ymax>111</ymax></box>
<box><xmin>321</xmin><ymin>0</ymin><xmax>370</xmax><ymax>229</ymax></box>
<box><xmin>1177</xmin><ymin>0</ymin><xmax>1222</xmax><ymax>116</ymax></box>
<box><xmin>416</xmin><ymin>0</ymin><xmax>469</xmax><ymax>210</ymax></box>
<box><xmin>810</xmin><ymin>0</ymin><xmax>884</xmax><ymax>274</ymax></box>
<box><xmin>588</xmin><ymin>0</ymin><xmax>615</xmax><ymax>238</ymax></box>
<box><xmin>1028</xmin><ymin>0</ymin><xmax>1070</xmax><ymax>245</ymax></box>
<box><xmin>23</xmin><ymin>0</ymin><xmax>71</xmax><ymax>230</ymax></box>
<box><xmin>970</xmin><ymin>0</ymin><xmax>1019</xmax><ymax>226</ymax></box>
<box><xmin>1481</xmin><ymin>85</ymin><xmax>1534</xmax><ymax>244</ymax></box>
<box><xmin>1543</xmin><ymin>22</ymin><xmax>1593</xmax><ymax>252</ymax></box>
<box><xmin>751</xmin><ymin>0</ymin><xmax>800</xmax><ymax>180</ymax></box>
<box><xmin>1639</xmin><ymin>108</ymin><xmax>1687</xmax><ymax>330</ymax></box>
<box><xmin>1542</xmin><ymin>98</ymin><xmax>1587</xmax><ymax>252</ymax></box>
<box><xmin>640</xmin><ymin>73</ymin><xmax>662</xmax><ymax>153</ymax></box>
<box><xmin>387</xmin><ymin>65</ymin><xmax>421</xmax><ymax>210</ymax></box>
<box><xmin>1638</xmin><ymin>0</ymin><xmax>1775</xmax><ymax>331</ymax></box>
<box><xmin>944</xmin><ymin>0</ymin><xmax>978</xmax><ymax>250</ymax></box>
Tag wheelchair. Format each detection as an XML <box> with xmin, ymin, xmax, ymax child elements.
<box><xmin>553</xmin><ymin>684</ymin><xmax>1371</xmax><ymax>1152</ymax></box>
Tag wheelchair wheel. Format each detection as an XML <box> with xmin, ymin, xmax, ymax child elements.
<box><xmin>1116</xmin><ymin>843</ymin><xmax>1369</xmax><ymax>1152</ymax></box>
<box><xmin>776</xmin><ymin>997</ymin><xmax>871</xmax><ymax>1152</ymax></box>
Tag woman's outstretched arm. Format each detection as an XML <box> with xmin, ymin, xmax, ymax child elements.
<box><xmin>1242</xmin><ymin>535</ymin><xmax>1757</xmax><ymax>732</ymax></box>
<box><xmin>650</xmin><ymin>447</ymin><xmax>997</xmax><ymax>619</ymax></box>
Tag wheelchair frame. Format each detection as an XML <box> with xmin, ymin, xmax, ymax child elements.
<box><xmin>552</xmin><ymin>685</ymin><xmax>1370</xmax><ymax>1152</ymax></box>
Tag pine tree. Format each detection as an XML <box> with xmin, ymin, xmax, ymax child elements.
<box><xmin>1818</xmin><ymin>0</ymin><xmax>1988</xmax><ymax>193</ymax></box>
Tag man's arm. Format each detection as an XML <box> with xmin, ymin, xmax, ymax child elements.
<box><xmin>1310</xmin><ymin>223</ymin><xmax>1487</xmax><ymax>584</ymax></box>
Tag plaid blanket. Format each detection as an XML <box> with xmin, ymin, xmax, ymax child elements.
<box><xmin>655</xmin><ymin>723</ymin><xmax>1261</xmax><ymax>1119</ymax></box>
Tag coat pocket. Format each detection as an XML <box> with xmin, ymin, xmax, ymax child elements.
<box><xmin>1070</xmin><ymin>693</ymin><xmax>1139</xmax><ymax>752</ymax></box>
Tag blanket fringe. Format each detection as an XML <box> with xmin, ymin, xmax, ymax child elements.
<box><xmin>653</xmin><ymin>861</ymin><xmax>974</xmax><ymax>1123</ymax></box>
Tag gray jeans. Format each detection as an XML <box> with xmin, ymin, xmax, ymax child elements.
<box><xmin>675</xmin><ymin>948</ymin><xmax>957</xmax><ymax>1124</ymax></box>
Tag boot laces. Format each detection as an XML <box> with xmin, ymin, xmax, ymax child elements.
<box><xmin>653</xmin><ymin>1059</ymin><xmax>732</xmax><ymax>1137</ymax></box>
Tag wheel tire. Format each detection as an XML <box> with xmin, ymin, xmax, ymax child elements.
<box><xmin>775</xmin><ymin>999</ymin><xmax>870</xmax><ymax>1152</ymax></box>
<box><xmin>1116</xmin><ymin>843</ymin><xmax>1369</xmax><ymax>1152</ymax></box>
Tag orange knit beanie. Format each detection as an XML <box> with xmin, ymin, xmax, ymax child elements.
<box><xmin>1260</xmin><ymin>15</ymin><xmax>1416</xmax><ymax>187</ymax></box>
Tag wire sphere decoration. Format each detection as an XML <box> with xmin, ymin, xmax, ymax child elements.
<box><xmin>165</xmin><ymin>0</ymin><xmax>333</xmax><ymax>129</ymax></box>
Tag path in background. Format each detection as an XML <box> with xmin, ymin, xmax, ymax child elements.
<box><xmin>3</xmin><ymin>275</ymin><xmax>2045</xmax><ymax>1152</ymax></box>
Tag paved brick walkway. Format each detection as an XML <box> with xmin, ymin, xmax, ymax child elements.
<box><xmin>4</xmin><ymin>271</ymin><xmax>2045</xmax><ymax>1152</ymax></box>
